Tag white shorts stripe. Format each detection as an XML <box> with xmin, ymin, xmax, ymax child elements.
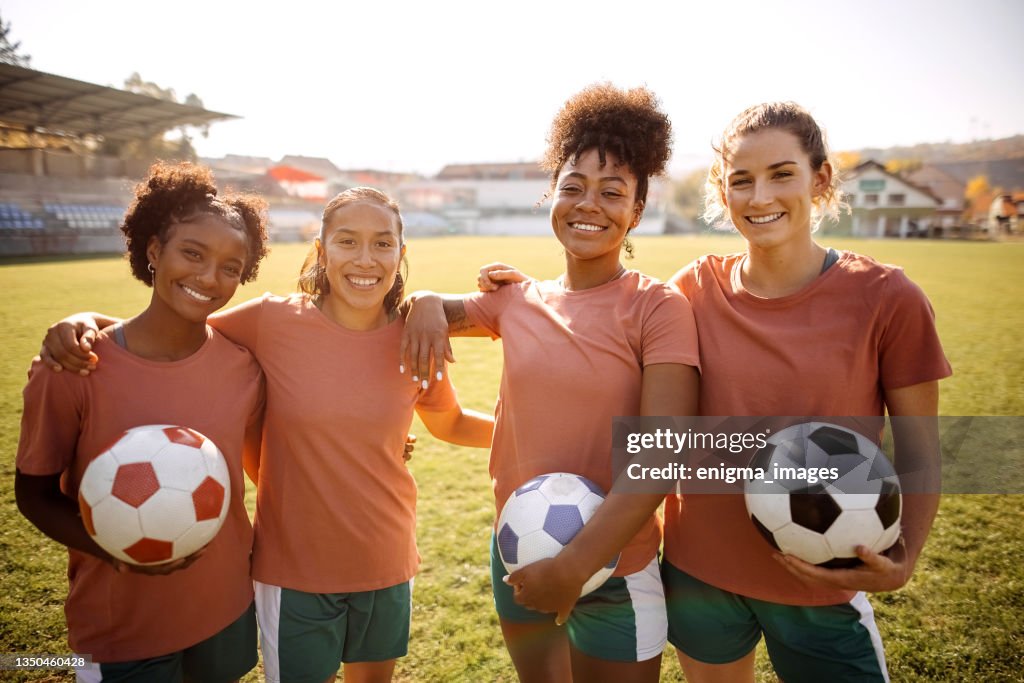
<box><xmin>849</xmin><ymin>591</ymin><xmax>890</xmax><ymax>682</ymax></box>
<box><xmin>253</xmin><ymin>580</ymin><xmax>283</xmax><ymax>683</ymax></box>
<box><xmin>75</xmin><ymin>658</ymin><xmax>102</xmax><ymax>683</ymax></box>
<box><xmin>623</xmin><ymin>557</ymin><xmax>668</xmax><ymax>661</ymax></box>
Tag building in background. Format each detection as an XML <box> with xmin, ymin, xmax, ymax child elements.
<box><xmin>837</xmin><ymin>160</ymin><xmax>941</xmax><ymax>237</ymax></box>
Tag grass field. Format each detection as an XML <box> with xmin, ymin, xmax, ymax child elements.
<box><xmin>1</xmin><ymin>234</ymin><xmax>1022</xmax><ymax>681</ymax></box>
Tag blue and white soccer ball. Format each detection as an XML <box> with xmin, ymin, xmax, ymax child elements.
<box><xmin>497</xmin><ymin>472</ymin><xmax>618</xmax><ymax>597</ymax></box>
<box><xmin>744</xmin><ymin>422</ymin><xmax>902</xmax><ymax>568</ymax></box>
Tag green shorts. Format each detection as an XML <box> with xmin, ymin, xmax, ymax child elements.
<box><xmin>662</xmin><ymin>560</ymin><xmax>889</xmax><ymax>682</ymax></box>
<box><xmin>75</xmin><ymin>602</ymin><xmax>257</xmax><ymax>683</ymax></box>
<box><xmin>490</xmin><ymin>534</ymin><xmax>666</xmax><ymax>662</ymax></box>
<box><xmin>254</xmin><ymin>579</ymin><xmax>412</xmax><ymax>683</ymax></box>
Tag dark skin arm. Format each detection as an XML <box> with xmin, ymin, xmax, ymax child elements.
<box><xmin>506</xmin><ymin>362</ymin><xmax>700</xmax><ymax>624</ymax></box>
<box><xmin>15</xmin><ymin>470</ymin><xmax>201</xmax><ymax>575</ymax></box>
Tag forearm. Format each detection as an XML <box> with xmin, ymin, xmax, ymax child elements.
<box><xmin>444</xmin><ymin>409</ymin><xmax>493</xmax><ymax>447</ymax></box>
<box><xmin>15</xmin><ymin>472</ymin><xmax>114</xmax><ymax>562</ymax></box>
<box><xmin>898</xmin><ymin>493</ymin><xmax>940</xmax><ymax>570</ymax></box>
<box><xmin>418</xmin><ymin>406</ymin><xmax>494</xmax><ymax>448</ymax></box>
<box><xmin>556</xmin><ymin>492</ymin><xmax>665</xmax><ymax>580</ymax></box>
<box><xmin>405</xmin><ymin>291</ymin><xmax>488</xmax><ymax>337</ymax></box>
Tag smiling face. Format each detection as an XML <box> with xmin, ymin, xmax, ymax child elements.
<box><xmin>317</xmin><ymin>200</ymin><xmax>404</xmax><ymax>329</ymax></box>
<box><xmin>551</xmin><ymin>148</ymin><xmax>642</xmax><ymax>268</ymax></box>
<box><xmin>146</xmin><ymin>214</ymin><xmax>249</xmax><ymax>324</ymax></box>
<box><xmin>721</xmin><ymin>128</ymin><xmax>832</xmax><ymax>251</ymax></box>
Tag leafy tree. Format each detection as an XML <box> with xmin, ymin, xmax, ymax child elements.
<box><xmin>668</xmin><ymin>167</ymin><xmax>710</xmax><ymax>232</ymax></box>
<box><xmin>885</xmin><ymin>158</ymin><xmax>922</xmax><ymax>176</ymax></box>
<box><xmin>833</xmin><ymin>151</ymin><xmax>861</xmax><ymax>173</ymax></box>
<box><xmin>0</xmin><ymin>11</ymin><xmax>31</xmax><ymax>67</ymax></box>
<box><xmin>100</xmin><ymin>74</ymin><xmax>209</xmax><ymax>161</ymax></box>
<box><xmin>965</xmin><ymin>174</ymin><xmax>992</xmax><ymax>203</ymax></box>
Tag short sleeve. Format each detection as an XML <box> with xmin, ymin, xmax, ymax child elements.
<box><xmin>414</xmin><ymin>372</ymin><xmax>459</xmax><ymax>414</ymax></box>
<box><xmin>208</xmin><ymin>295</ymin><xmax>266</xmax><ymax>353</ymax></box>
<box><xmin>640</xmin><ymin>284</ymin><xmax>701</xmax><ymax>371</ymax></box>
<box><xmin>16</xmin><ymin>358</ymin><xmax>85</xmax><ymax>476</ymax></box>
<box><xmin>463</xmin><ymin>283</ymin><xmax>522</xmax><ymax>340</ymax></box>
<box><xmin>668</xmin><ymin>259</ymin><xmax>701</xmax><ymax>300</ymax></box>
<box><xmin>878</xmin><ymin>271</ymin><xmax>952</xmax><ymax>390</ymax></box>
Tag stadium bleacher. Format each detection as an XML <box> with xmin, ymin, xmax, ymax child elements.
<box><xmin>0</xmin><ymin>202</ymin><xmax>45</xmax><ymax>230</ymax></box>
<box><xmin>42</xmin><ymin>202</ymin><xmax>124</xmax><ymax>230</ymax></box>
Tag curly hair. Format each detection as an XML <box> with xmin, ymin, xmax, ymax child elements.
<box><xmin>296</xmin><ymin>187</ymin><xmax>408</xmax><ymax>315</ymax></box>
<box><xmin>542</xmin><ymin>83</ymin><xmax>673</xmax><ymax>207</ymax></box>
<box><xmin>122</xmin><ymin>162</ymin><xmax>270</xmax><ymax>285</ymax></box>
<box><xmin>703</xmin><ymin>102</ymin><xmax>848</xmax><ymax>230</ymax></box>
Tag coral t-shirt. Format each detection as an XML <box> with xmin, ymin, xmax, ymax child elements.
<box><xmin>16</xmin><ymin>330</ymin><xmax>263</xmax><ymax>662</ymax></box>
<box><xmin>210</xmin><ymin>294</ymin><xmax>457</xmax><ymax>593</ymax></box>
<box><xmin>465</xmin><ymin>271</ymin><xmax>700</xmax><ymax>574</ymax></box>
<box><xmin>663</xmin><ymin>251</ymin><xmax>952</xmax><ymax>605</ymax></box>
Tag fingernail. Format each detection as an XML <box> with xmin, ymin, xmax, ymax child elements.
<box><xmin>502</xmin><ymin>575</ymin><xmax>510</xmax><ymax>584</ymax></box>
<box><xmin>399</xmin><ymin>364</ymin><xmax>405</xmax><ymax>373</ymax></box>
<box><xmin>412</xmin><ymin>375</ymin><xmax>418</xmax><ymax>383</ymax></box>
<box><xmin>421</xmin><ymin>379</ymin><xmax>429</xmax><ymax>390</ymax></box>
<box><xmin>436</xmin><ymin>371</ymin><xmax>443</xmax><ymax>381</ymax></box>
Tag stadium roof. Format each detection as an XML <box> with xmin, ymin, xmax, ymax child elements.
<box><xmin>0</xmin><ymin>63</ymin><xmax>238</xmax><ymax>142</ymax></box>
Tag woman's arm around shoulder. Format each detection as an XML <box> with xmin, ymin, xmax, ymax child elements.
<box><xmin>415</xmin><ymin>401</ymin><xmax>494</xmax><ymax>449</ymax></box>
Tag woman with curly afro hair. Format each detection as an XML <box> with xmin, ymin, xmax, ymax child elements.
<box><xmin>400</xmin><ymin>83</ymin><xmax>700</xmax><ymax>682</ymax></box>
<box><xmin>17</xmin><ymin>162</ymin><xmax>270</xmax><ymax>681</ymax></box>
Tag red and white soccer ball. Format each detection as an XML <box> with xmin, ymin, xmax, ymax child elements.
<box><xmin>78</xmin><ymin>425</ymin><xmax>231</xmax><ymax>566</ymax></box>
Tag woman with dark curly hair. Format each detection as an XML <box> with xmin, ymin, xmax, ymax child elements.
<box><xmin>17</xmin><ymin>161</ymin><xmax>270</xmax><ymax>681</ymax></box>
<box><xmin>38</xmin><ymin>185</ymin><xmax>493</xmax><ymax>683</ymax></box>
<box><xmin>401</xmin><ymin>83</ymin><xmax>700</xmax><ymax>682</ymax></box>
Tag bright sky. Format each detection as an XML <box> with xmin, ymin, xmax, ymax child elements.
<box><xmin>5</xmin><ymin>0</ymin><xmax>1023</xmax><ymax>176</ymax></box>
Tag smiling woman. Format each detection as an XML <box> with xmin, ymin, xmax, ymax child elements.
<box><xmin>661</xmin><ymin>102</ymin><xmax>952</xmax><ymax>683</ymax></box>
<box><xmin>37</xmin><ymin>184</ymin><xmax>494</xmax><ymax>683</ymax></box>
<box><xmin>297</xmin><ymin>187</ymin><xmax>407</xmax><ymax>332</ymax></box>
<box><xmin>16</xmin><ymin>161</ymin><xmax>271</xmax><ymax>680</ymax></box>
<box><xmin>399</xmin><ymin>83</ymin><xmax>700</xmax><ymax>683</ymax></box>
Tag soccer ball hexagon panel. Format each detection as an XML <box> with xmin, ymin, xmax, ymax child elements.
<box><xmin>744</xmin><ymin>422</ymin><xmax>903</xmax><ymax>568</ymax></box>
<box><xmin>497</xmin><ymin>473</ymin><xmax>618</xmax><ymax>598</ymax></box>
<box><xmin>78</xmin><ymin>425</ymin><xmax>231</xmax><ymax>565</ymax></box>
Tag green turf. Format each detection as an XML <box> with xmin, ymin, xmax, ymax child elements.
<box><xmin>1</xmin><ymin>234</ymin><xmax>1021</xmax><ymax>681</ymax></box>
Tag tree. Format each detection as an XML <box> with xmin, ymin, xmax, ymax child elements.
<box><xmin>885</xmin><ymin>158</ymin><xmax>922</xmax><ymax>176</ymax></box>
<box><xmin>100</xmin><ymin>73</ymin><xmax>208</xmax><ymax>161</ymax></box>
<box><xmin>833</xmin><ymin>151</ymin><xmax>861</xmax><ymax>173</ymax></box>
<box><xmin>963</xmin><ymin>174</ymin><xmax>995</xmax><ymax>224</ymax></box>
<box><xmin>0</xmin><ymin>11</ymin><xmax>31</xmax><ymax>66</ymax></box>
<box><xmin>668</xmin><ymin>167</ymin><xmax>710</xmax><ymax>232</ymax></box>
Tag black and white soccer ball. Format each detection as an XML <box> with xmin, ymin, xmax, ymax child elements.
<box><xmin>497</xmin><ymin>473</ymin><xmax>618</xmax><ymax>597</ymax></box>
<box><xmin>744</xmin><ymin>422</ymin><xmax>902</xmax><ymax>568</ymax></box>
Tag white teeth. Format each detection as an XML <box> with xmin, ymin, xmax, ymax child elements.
<box><xmin>181</xmin><ymin>285</ymin><xmax>212</xmax><ymax>301</ymax></box>
<box><xmin>347</xmin><ymin>276</ymin><xmax>380</xmax><ymax>287</ymax></box>
<box><xmin>572</xmin><ymin>223</ymin><xmax>605</xmax><ymax>232</ymax></box>
<box><xmin>748</xmin><ymin>213</ymin><xmax>784</xmax><ymax>224</ymax></box>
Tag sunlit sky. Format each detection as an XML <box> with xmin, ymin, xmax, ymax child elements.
<box><xmin>5</xmin><ymin>0</ymin><xmax>1023</xmax><ymax>176</ymax></box>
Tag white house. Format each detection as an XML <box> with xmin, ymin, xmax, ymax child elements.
<box><xmin>838</xmin><ymin>161</ymin><xmax>941</xmax><ymax>237</ymax></box>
